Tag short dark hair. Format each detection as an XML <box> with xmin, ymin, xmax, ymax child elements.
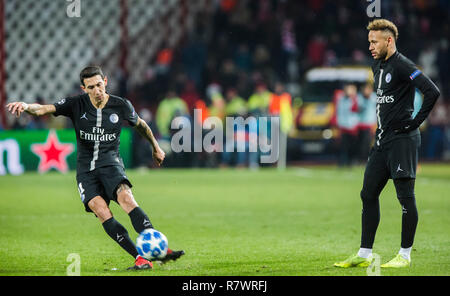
<box><xmin>80</xmin><ymin>66</ymin><xmax>105</xmax><ymax>86</ymax></box>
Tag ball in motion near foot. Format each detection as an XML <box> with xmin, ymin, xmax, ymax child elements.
<box><xmin>136</xmin><ymin>229</ymin><xmax>168</xmax><ymax>260</ymax></box>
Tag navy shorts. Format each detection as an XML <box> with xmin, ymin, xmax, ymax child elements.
<box><xmin>76</xmin><ymin>165</ymin><xmax>132</xmax><ymax>212</ymax></box>
<box><xmin>366</xmin><ymin>135</ymin><xmax>421</xmax><ymax>181</ymax></box>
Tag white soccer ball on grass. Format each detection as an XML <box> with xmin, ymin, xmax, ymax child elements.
<box><xmin>135</xmin><ymin>228</ymin><xmax>168</xmax><ymax>260</ymax></box>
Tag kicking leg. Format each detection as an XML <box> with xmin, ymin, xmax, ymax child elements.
<box><xmin>116</xmin><ymin>182</ymin><xmax>153</xmax><ymax>233</ymax></box>
<box><xmin>116</xmin><ymin>182</ymin><xmax>185</xmax><ymax>263</ymax></box>
<box><xmin>88</xmin><ymin>196</ymin><xmax>139</xmax><ymax>259</ymax></box>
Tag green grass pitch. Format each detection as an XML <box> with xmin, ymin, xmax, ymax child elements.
<box><xmin>0</xmin><ymin>164</ymin><xmax>449</xmax><ymax>276</ymax></box>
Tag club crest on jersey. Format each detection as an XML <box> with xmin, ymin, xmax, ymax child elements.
<box><xmin>110</xmin><ymin>113</ymin><xmax>119</xmax><ymax>124</ymax></box>
<box><xmin>385</xmin><ymin>73</ymin><xmax>392</xmax><ymax>83</ymax></box>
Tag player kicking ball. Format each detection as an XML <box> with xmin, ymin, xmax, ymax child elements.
<box><xmin>7</xmin><ymin>66</ymin><xmax>184</xmax><ymax>270</ymax></box>
<box><xmin>334</xmin><ymin>19</ymin><xmax>440</xmax><ymax>268</ymax></box>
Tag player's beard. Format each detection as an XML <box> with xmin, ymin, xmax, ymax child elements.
<box><xmin>376</xmin><ymin>47</ymin><xmax>388</xmax><ymax>60</ymax></box>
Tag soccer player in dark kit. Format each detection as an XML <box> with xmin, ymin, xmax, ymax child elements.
<box><xmin>7</xmin><ymin>66</ymin><xmax>184</xmax><ymax>270</ymax></box>
<box><xmin>334</xmin><ymin>19</ymin><xmax>440</xmax><ymax>268</ymax></box>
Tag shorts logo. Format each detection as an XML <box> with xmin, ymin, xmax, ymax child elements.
<box><xmin>58</xmin><ymin>99</ymin><xmax>66</xmax><ymax>105</ymax></box>
<box><xmin>385</xmin><ymin>73</ymin><xmax>392</xmax><ymax>83</ymax></box>
<box><xmin>110</xmin><ymin>113</ymin><xmax>119</xmax><ymax>124</ymax></box>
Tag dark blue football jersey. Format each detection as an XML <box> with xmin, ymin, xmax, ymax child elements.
<box><xmin>53</xmin><ymin>93</ymin><xmax>138</xmax><ymax>173</ymax></box>
<box><xmin>371</xmin><ymin>51</ymin><xmax>440</xmax><ymax>147</ymax></box>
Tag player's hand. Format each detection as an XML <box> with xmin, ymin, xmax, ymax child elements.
<box><xmin>6</xmin><ymin>102</ymin><xmax>28</xmax><ymax>117</ymax></box>
<box><xmin>152</xmin><ymin>146</ymin><xmax>165</xmax><ymax>166</ymax></box>
<box><xmin>392</xmin><ymin>119</ymin><xmax>419</xmax><ymax>134</ymax></box>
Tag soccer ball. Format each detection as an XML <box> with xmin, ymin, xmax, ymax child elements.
<box><xmin>136</xmin><ymin>228</ymin><xmax>169</xmax><ymax>260</ymax></box>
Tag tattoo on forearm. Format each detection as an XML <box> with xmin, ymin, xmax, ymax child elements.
<box><xmin>136</xmin><ymin>119</ymin><xmax>157</xmax><ymax>147</ymax></box>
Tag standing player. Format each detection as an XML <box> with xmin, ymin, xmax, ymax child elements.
<box><xmin>7</xmin><ymin>66</ymin><xmax>184</xmax><ymax>270</ymax></box>
<box><xmin>334</xmin><ymin>19</ymin><xmax>440</xmax><ymax>268</ymax></box>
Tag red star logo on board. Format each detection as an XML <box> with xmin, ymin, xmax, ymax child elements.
<box><xmin>31</xmin><ymin>130</ymin><xmax>74</xmax><ymax>173</ymax></box>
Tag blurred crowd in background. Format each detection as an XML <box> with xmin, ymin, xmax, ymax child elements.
<box><xmin>6</xmin><ymin>0</ymin><xmax>450</xmax><ymax>168</ymax></box>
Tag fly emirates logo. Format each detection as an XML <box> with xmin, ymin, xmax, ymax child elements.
<box><xmin>80</xmin><ymin>127</ymin><xmax>117</xmax><ymax>142</ymax></box>
<box><xmin>376</xmin><ymin>89</ymin><xmax>394</xmax><ymax>104</ymax></box>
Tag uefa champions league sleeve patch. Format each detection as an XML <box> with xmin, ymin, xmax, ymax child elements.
<box><xmin>409</xmin><ymin>70</ymin><xmax>421</xmax><ymax>80</ymax></box>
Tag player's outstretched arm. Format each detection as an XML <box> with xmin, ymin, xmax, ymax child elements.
<box><xmin>6</xmin><ymin>102</ymin><xmax>56</xmax><ymax>117</ymax></box>
<box><xmin>134</xmin><ymin>117</ymin><xmax>165</xmax><ymax>166</ymax></box>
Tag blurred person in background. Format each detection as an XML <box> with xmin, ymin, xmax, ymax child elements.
<box><xmin>192</xmin><ymin>96</ymin><xmax>212</xmax><ymax>168</ymax></box>
<box><xmin>247</xmin><ymin>82</ymin><xmax>271</xmax><ymax>167</ymax></box>
<box><xmin>219</xmin><ymin>59</ymin><xmax>239</xmax><ymax>92</ymax></box>
<box><xmin>269</xmin><ymin>82</ymin><xmax>293</xmax><ymax>169</ymax></box>
<box><xmin>357</xmin><ymin>83</ymin><xmax>377</xmax><ymax>162</ymax></box>
<box><xmin>424</xmin><ymin>99</ymin><xmax>449</xmax><ymax>160</ymax></box>
<box><xmin>155</xmin><ymin>89</ymin><xmax>190</xmax><ymax>167</ymax></box>
<box><xmin>155</xmin><ymin>89</ymin><xmax>189</xmax><ymax>140</ymax></box>
<box><xmin>247</xmin><ymin>82</ymin><xmax>271</xmax><ymax>117</ymax></box>
<box><xmin>180</xmin><ymin>80</ymin><xmax>202</xmax><ymax>112</ymax></box>
<box><xmin>202</xmin><ymin>83</ymin><xmax>226</xmax><ymax>167</ymax></box>
<box><xmin>208</xmin><ymin>89</ymin><xmax>226</xmax><ymax>122</ymax></box>
<box><xmin>412</xmin><ymin>89</ymin><xmax>423</xmax><ymax>120</ymax></box>
<box><xmin>222</xmin><ymin>88</ymin><xmax>249</xmax><ymax>168</ymax></box>
<box><xmin>336</xmin><ymin>83</ymin><xmax>359</xmax><ymax>167</ymax></box>
<box><xmin>224</xmin><ymin>88</ymin><xmax>247</xmax><ymax>118</ymax></box>
<box><xmin>132</xmin><ymin>108</ymin><xmax>160</xmax><ymax>169</ymax></box>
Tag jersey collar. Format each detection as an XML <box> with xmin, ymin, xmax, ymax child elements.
<box><xmin>87</xmin><ymin>93</ymin><xmax>111</xmax><ymax>110</ymax></box>
<box><xmin>382</xmin><ymin>50</ymin><xmax>398</xmax><ymax>65</ymax></box>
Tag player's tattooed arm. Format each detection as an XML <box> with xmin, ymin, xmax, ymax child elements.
<box><xmin>6</xmin><ymin>102</ymin><xmax>56</xmax><ymax>117</ymax></box>
<box><xmin>134</xmin><ymin>117</ymin><xmax>158</xmax><ymax>148</ymax></box>
<box><xmin>134</xmin><ymin>117</ymin><xmax>165</xmax><ymax>166</ymax></box>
